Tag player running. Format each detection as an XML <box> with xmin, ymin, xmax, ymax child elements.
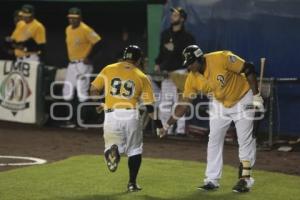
<box><xmin>90</xmin><ymin>45</ymin><xmax>164</xmax><ymax>192</ymax></box>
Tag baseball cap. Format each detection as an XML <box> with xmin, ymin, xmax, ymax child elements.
<box><xmin>20</xmin><ymin>4</ymin><xmax>35</xmax><ymax>17</ymax></box>
<box><xmin>170</xmin><ymin>7</ymin><xmax>187</xmax><ymax>19</ymax></box>
<box><xmin>67</xmin><ymin>7</ymin><xmax>82</xmax><ymax>18</ymax></box>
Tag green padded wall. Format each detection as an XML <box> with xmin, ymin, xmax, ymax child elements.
<box><xmin>147</xmin><ymin>4</ymin><xmax>163</xmax><ymax>73</ymax></box>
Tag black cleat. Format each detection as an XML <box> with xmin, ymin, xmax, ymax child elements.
<box><xmin>232</xmin><ymin>179</ymin><xmax>250</xmax><ymax>193</ymax></box>
<box><xmin>197</xmin><ymin>182</ymin><xmax>219</xmax><ymax>191</ymax></box>
<box><xmin>105</xmin><ymin>144</ymin><xmax>120</xmax><ymax>172</ymax></box>
<box><xmin>127</xmin><ymin>183</ymin><xmax>142</xmax><ymax>192</ymax></box>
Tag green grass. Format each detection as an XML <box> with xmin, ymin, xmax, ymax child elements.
<box><xmin>0</xmin><ymin>155</ymin><xmax>299</xmax><ymax>200</ymax></box>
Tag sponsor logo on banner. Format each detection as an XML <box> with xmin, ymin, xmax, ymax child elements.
<box><xmin>0</xmin><ymin>62</ymin><xmax>32</xmax><ymax>115</ymax></box>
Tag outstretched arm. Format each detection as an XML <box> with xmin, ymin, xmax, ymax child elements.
<box><xmin>160</xmin><ymin>97</ymin><xmax>192</xmax><ymax>138</ymax></box>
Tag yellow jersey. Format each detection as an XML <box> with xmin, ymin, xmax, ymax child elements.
<box><xmin>11</xmin><ymin>19</ymin><xmax>46</xmax><ymax>58</ymax></box>
<box><xmin>183</xmin><ymin>51</ymin><xmax>250</xmax><ymax>107</ymax></box>
<box><xmin>66</xmin><ymin>22</ymin><xmax>101</xmax><ymax>61</ymax></box>
<box><xmin>91</xmin><ymin>61</ymin><xmax>155</xmax><ymax>109</ymax></box>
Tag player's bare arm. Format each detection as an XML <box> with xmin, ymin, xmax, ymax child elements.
<box><xmin>89</xmin><ymin>84</ymin><xmax>105</xmax><ymax>113</ymax></box>
<box><xmin>89</xmin><ymin>84</ymin><xmax>100</xmax><ymax>98</ymax></box>
<box><xmin>241</xmin><ymin>62</ymin><xmax>264</xmax><ymax>107</ymax></box>
<box><xmin>84</xmin><ymin>41</ymin><xmax>101</xmax><ymax>64</ymax></box>
<box><xmin>160</xmin><ymin>97</ymin><xmax>192</xmax><ymax>138</ymax></box>
<box><xmin>241</xmin><ymin>62</ymin><xmax>259</xmax><ymax>95</ymax></box>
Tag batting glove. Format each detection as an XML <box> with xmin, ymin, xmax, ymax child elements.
<box><xmin>156</xmin><ymin>124</ymin><xmax>170</xmax><ymax>138</ymax></box>
<box><xmin>253</xmin><ymin>93</ymin><xmax>264</xmax><ymax>109</ymax></box>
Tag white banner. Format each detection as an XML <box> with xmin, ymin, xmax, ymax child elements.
<box><xmin>0</xmin><ymin>60</ymin><xmax>38</xmax><ymax>123</ymax></box>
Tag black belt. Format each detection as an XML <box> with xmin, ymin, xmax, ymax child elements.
<box><xmin>18</xmin><ymin>55</ymin><xmax>31</xmax><ymax>59</ymax></box>
<box><xmin>70</xmin><ymin>60</ymin><xmax>83</xmax><ymax>64</ymax></box>
<box><xmin>105</xmin><ymin>108</ymin><xmax>135</xmax><ymax>113</ymax></box>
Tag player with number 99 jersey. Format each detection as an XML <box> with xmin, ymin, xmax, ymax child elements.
<box><xmin>91</xmin><ymin>61</ymin><xmax>155</xmax><ymax>109</ymax></box>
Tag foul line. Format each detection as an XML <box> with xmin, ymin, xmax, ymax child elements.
<box><xmin>0</xmin><ymin>155</ymin><xmax>47</xmax><ymax>166</ymax></box>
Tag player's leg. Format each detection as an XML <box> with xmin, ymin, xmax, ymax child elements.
<box><xmin>103</xmin><ymin>111</ymin><xmax>126</xmax><ymax>172</ymax></box>
<box><xmin>62</xmin><ymin>63</ymin><xmax>76</xmax><ymax>127</ymax></box>
<box><xmin>232</xmin><ymin>118</ymin><xmax>256</xmax><ymax>192</ymax></box>
<box><xmin>199</xmin><ymin>100</ymin><xmax>231</xmax><ymax>191</ymax></box>
<box><xmin>175</xmin><ymin>92</ymin><xmax>186</xmax><ymax>135</ymax></box>
<box><xmin>123</xmin><ymin>110</ymin><xmax>143</xmax><ymax>192</ymax></box>
<box><xmin>62</xmin><ymin>63</ymin><xmax>76</xmax><ymax>101</ymax></box>
<box><xmin>76</xmin><ymin>63</ymin><xmax>93</xmax><ymax>126</ymax></box>
<box><xmin>232</xmin><ymin>90</ymin><xmax>256</xmax><ymax>193</ymax></box>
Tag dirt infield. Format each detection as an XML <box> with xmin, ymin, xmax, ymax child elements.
<box><xmin>0</xmin><ymin>121</ymin><xmax>299</xmax><ymax>176</ymax></box>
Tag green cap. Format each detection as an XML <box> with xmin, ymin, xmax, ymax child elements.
<box><xmin>68</xmin><ymin>7</ymin><xmax>82</xmax><ymax>18</ymax></box>
<box><xmin>21</xmin><ymin>4</ymin><xmax>35</xmax><ymax>17</ymax></box>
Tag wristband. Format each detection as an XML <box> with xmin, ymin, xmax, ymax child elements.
<box><xmin>154</xmin><ymin>120</ymin><xmax>163</xmax><ymax>128</ymax></box>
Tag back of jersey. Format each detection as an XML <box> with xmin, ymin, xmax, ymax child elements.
<box><xmin>91</xmin><ymin>61</ymin><xmax>155</xmax><ymax>109</ymax></box>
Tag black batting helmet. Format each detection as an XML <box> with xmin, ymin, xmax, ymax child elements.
<box><xmin>182</xmin><ymin>45</ymin><xmax>204</xmax><ymax>66</ymax></box>
<box><xmin>123</xmin><ymin>45</ymin><xmax>143</xmax><ymax>62</ymax></box>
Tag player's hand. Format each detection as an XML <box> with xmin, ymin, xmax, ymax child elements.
<box><xmin>83</xmin><ymin>58</ymin><xmax>92</xmax><ymax>65</ymax></box>
<box><xmin>156</xmin><ymin>128</ymin><xmax>166</xmax><ymax>138</ymax></box>
<box><xmin>95</xmin><ymin>103</ymin><xmax>105</xmax><ymax>114</ymax></box>
<box><xmin>156</xmin><ymin>127</ymin><xmax>168</xmax><ymax>138</ymax></box>
<box><xmin>154</xmin><ymin>64</ymin><xmax>160</xmax><ymax>73</ymax></box>
<box><xmin>157</xmin><ymin>124</ymin><xmax>170</xmax><ymax>138</ymax></box>
<box><xmin>253</xmin><ymin>93</ymin><xmax>264</xmax><ymax>110</ymax></box>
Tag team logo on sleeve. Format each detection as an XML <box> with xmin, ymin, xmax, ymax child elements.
<box><xmin>229</xmin><ymin>55</ymin><xmax>237</xmax><ymax>63</ymax></box>
<box><xmin>217</xmin><ymin>75</ymin><xmax>225</xmax><ymax>87</ymax></box>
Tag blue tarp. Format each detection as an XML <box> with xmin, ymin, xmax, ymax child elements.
<box><xmin>161</xmin><ymin>0</ymin><xmax>300</xmax><ymax>135</ymax></box>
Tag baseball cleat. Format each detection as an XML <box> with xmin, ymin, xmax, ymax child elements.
<box><xmin>232</xmin><ymin>179</ymin><xmax>250</xmax><ymax>193</ymax></box>
<box><xmin>105</xmin><ymin>144</ymin><xmax>120</xmax><ymax>172</ymax></box>
<box><xmin>127</xmin><ymin>183</ymin><xmax>142</xmax><ymax>192</ymax></box>
<box><xmin>197</xmin><ymin>182</ymin><xmax>219</xmax><ymax>191</ymax></box>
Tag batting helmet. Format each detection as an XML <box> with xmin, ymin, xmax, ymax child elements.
<box><xmin>123</xmin><ymin>45</ymin><xmax>143</xmax><ymax>62</ymax></box>
<box><xmin>182</xmin><ymin>45</ymin><xmax>204</xmax><ymax>67</ymax></box>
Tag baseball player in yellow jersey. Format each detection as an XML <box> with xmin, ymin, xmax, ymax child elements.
<box><xmin>3</xmin><ymin>10</ymin><xmax>23</xmax><ymax>59</ymax></box>
<box><xmin>160</xmin><ymin>45</ymin><xmax>264</xmax><ymax>193</ymax></box>
<box><xmin>90</xmin><ymin>45</ymin><xmax>164</xmax><ymax>192</ymax></box>
<box><xmin>10</xmin><ymin>4</ymin><xmax>46</xmax><ymax>63</ymax></box>
<box><xmin>62</xmin><ymin>7</ymin><xmax>101</xmax><ymax>127</ymax></box>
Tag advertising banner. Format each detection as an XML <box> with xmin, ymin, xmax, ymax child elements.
<box><xmin>0</xmin><ymin>60</ymin><xmax>39</xmax><ymax>123</ymax></box>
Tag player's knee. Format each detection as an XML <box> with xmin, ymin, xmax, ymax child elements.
<box><xmin>126</xmin><ymin>147</ymin><xmax>143</xmax><ymax>157</ymax></box>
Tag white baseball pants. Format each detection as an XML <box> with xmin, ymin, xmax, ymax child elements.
<box><xmin>204</xmin><ymin>90</ymin><xmax>256</xmax><ymax>185</ymax></box>
<box><xmin>62</xmin><ymin>62</ymin><xmax>93</xmax><ymax>102</ymax></box>
<box><xmin>103</xmin><ymin>109</ymin><xmax>143</xmax><ymax>157</ymax></box>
